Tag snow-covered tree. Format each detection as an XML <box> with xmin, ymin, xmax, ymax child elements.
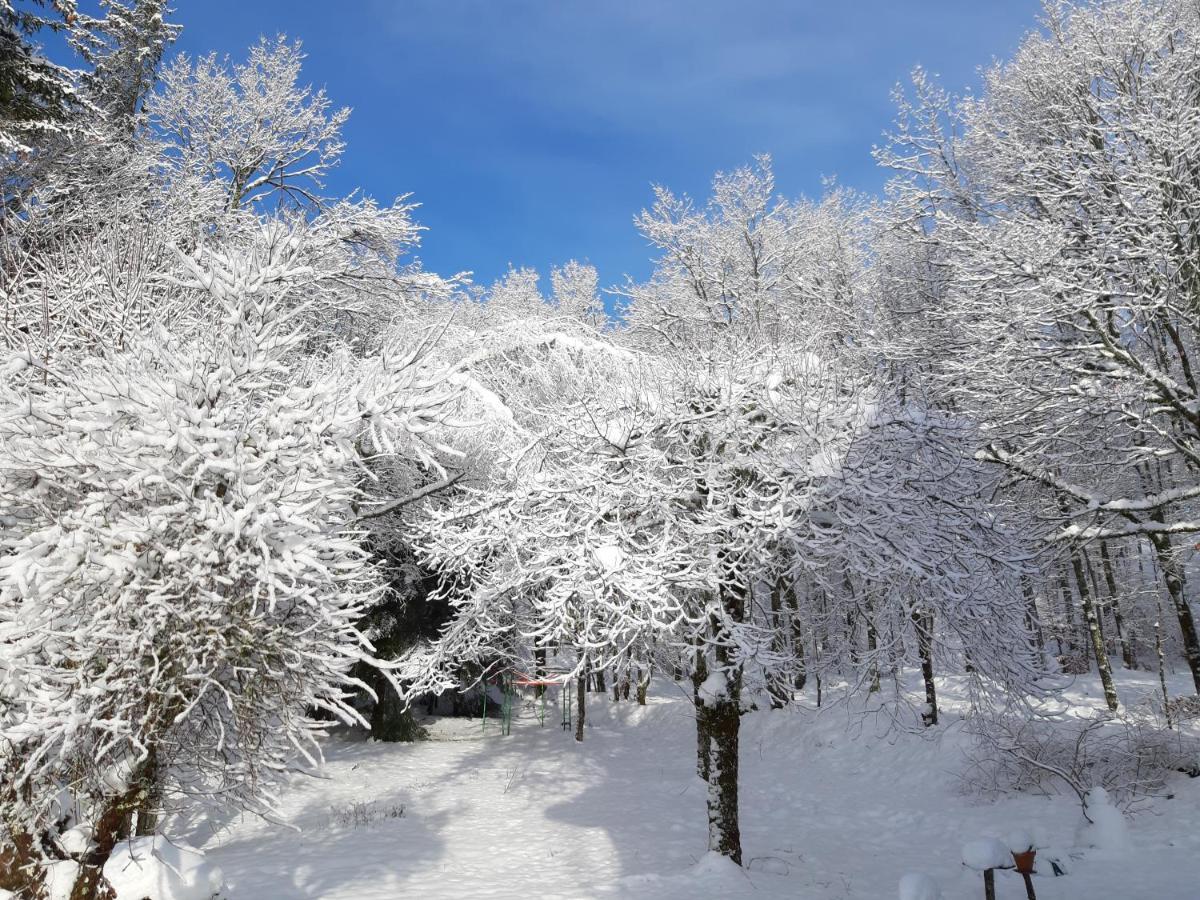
<box><xmin>0</xmin><ymin>0</ymin><xmax>83</xmax><ymax>157</ymax></box>
<box><xmin>147</xmin><ymin>35</ymin><xmax>348</xmax><ymax>214</ymax></box>
<box><xmin>877</xmin><ymin>0</ymin><xmax>1200</xmax><ymax>695</ymax></box>
<box><xmin>0</xmin><ymin>228</ymin><xmax>459</xmax><ymax>900</ymax></box>
<box><xmin>70</xmin><ymin>0</ymin><xmax>179</xmax><ymax>133</ymax></box>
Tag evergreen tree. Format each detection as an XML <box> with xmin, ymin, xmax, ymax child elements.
<box><xmin>0</xmin><ymin>0</ymin><xmax>83</xmax><ymax>155</ymax></box>
<box><xmin>71</xmin><ymin>0</ymin><xmax>179</xmax><ymax>134</ymax></box>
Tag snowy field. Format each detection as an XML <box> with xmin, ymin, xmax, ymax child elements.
<box><xmin>121</xmin><ymin>672</ymin><xmax>1200</xmax><ymax>900</ymax></box>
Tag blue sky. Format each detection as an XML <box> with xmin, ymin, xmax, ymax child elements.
<box><xmin>153</xmin><ymin>2</ymin><xmax>1040</xmax><ymax>292</ymax></box>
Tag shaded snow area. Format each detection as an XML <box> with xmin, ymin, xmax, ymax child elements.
<box><xmin>141</xmin><ymin>673</ymin><xmax>1198</xmax><ymax>899</ymax></box>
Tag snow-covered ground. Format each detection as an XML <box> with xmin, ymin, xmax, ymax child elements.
<box><xmin>132</xmin><ymin>672</ymin><xmax>1200</xmax><ymax>899</ymax></box>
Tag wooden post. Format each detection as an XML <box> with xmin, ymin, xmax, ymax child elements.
<box><xmin>983</xmin><ymin>868</ymin><xmax>996</xmax><ymax>900</ymax></box>
<box><xmin>1012</xmin><ymin>848</ymin><xmax>1038</xmax><ymax>900</ymax></box>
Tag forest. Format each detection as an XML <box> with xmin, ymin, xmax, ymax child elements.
<box><xmin>2</xmin><ymin>1</ymin><xmax>1200</xmax><ymax>898</ymax></box>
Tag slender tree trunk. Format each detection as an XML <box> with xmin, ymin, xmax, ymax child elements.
<box><xmin>1059</xmin><ymin>569</ymin><xmax>1080</xmax><ymax>658</ymax></box>
<box><xmin>1098</xmin><ymin>542</ymin><xmax>1135</xmax><ymax>669</ymax></box>
<box><xmin>1083</xmin><ymin>552</ymin><xmax>1111</xmax><ymax>654</ymax></box>
<box><xmin>1070</xmin><ymin>550</ymin><xmax>1119</xmax><ymax>711</ymax></box>
<box><xmin>636</xmin><ymin>668</ymin><xmax>649</xmax><ymax>705</ymax></box>
<box><xmin>1156</xmin><ymin>617</ymin><xmax>1173</xmax><ymax>729</ymax></box>
<box><xmin>913</xmin><ymin>608</ymin><xmax>938</xmax><ymax>727</ymax></box>
<box><xmin>865</xmin><ymin>605</ymin><xmax>880</xmax><ymax>694</ymax></box>
<box><xmin>534</xmin><ymin>645</ymin><xmax>547</xmax><ymax>698</ymax></box>
<box><xmin>767</xmin><ymin>577</ymin><xmax>790</xmax><ymax>708</ymax></box>
<box><xmin>1021</xmin><ymin>577</ymin><xmax>1045</xmax><ymax>657</ymax></box>
<box><xmin>574</xmin><ymin>672</ymin><xmax>586</xmax><ymax>742</ymax></box>
<box><xmin>1148</xmin><ymin>531</ymin><xmax>1200</xmax><ymax>695</ymax></box>
<box><xmin>692</xmin><ymin>651</ymin><xmax>710</xmax><ymax>781</ymax></box>
<box><xmin>791</xmin><ymin>598</ymin><xmax>808</xmax><ymax>692</ymax></box>
<box><xmin>594</xmin><ymin>670</ymin><xmax>606</xmax><ymax>694</ymax></box>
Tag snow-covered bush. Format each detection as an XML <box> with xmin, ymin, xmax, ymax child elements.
<box><xmin>962</xmin><ymin>710</ymin><xmax>1200</xmax><ymax>811</ymax></box>
<box><xmin>0</xmin><ymin>228</ymin><xmax>457</xmax><ymax>898</ymax></box>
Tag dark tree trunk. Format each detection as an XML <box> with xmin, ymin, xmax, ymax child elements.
<box><xmin>594</xmin><ymin>670</ymin><xmax>606</xmax><ymax>694</ymax></box>
<box><xmin>913</xmin><ymin>608</ymin><xmax>938</xmax><ymax>727</ymax></box>
<box><xmin>866</xmin><ymin>611</ymin><xmax>881</xmax><ymax>695</ymax></box>
<box><xmin>534</xmin><ymin>645</ymin><xmax>548</xmax><ymax>698</ymax></box>
<box><xmin>1149</xmin><ymin>531</ymin><xmax>1200</xmax><ymax>695</ymax></box>
<box><xmin>692</xmin><ymin>652</ymin><xmax>710</xmax><ymax>781</ymax></box>
<box><xmin>701</xmin><ymin>557</ymin><xmax>746</xmax><ymax>866</ymax></box>
<box><xmin>636</xmin><ymin>668</ymin><xmax>649</xmax><ymax>705</ymax></box>
<box><xmin>575</xmin><ymin>672</ymin><xmax>586</xmax><ymax>742</ymax></box>
<box><xmin>369</xmin><ymin>682</ymin><xmax>426</xmax><ymax>742</ymax></box>
<box><xmin>704</xmin><ymin>670</ymin><xmax>742</xmax><ymax>866</ymax></box>
<box><xmin>790</xmin><ymin>588</ymin><xmax>807</xmax><ymax>692</ymax></box>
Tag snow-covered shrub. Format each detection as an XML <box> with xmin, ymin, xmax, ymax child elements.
<box><xmin>962</xmin><ymin>710</ymin><xmax>1200</xmax><ymax>810</ymax></box>
<box><xmin>0</xmin><ymin>229</ymin><xmax>457</xmax><ymax>898</ymax></box>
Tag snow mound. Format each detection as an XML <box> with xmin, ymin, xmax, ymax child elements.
<box><xmin>1005</xmin><ymin>828</ymin><xmax>1034</xmax><ymax>853</ymax></box>
<box><xmin>898</xmin><ymin>871</ymin><xmax>942</xmax><ymax>900</ymax></box>
<box><xmin>1080</xmin><ymin>786</ymin><xmax>1131</xmax><ymax>855</ymax></box>
<box><xmin>961</xmin><ymin>837</ymin><xmax>1011</xmax><ymax>871</ymax></box>
<box><xmin>104</xmin><ymin>836</ymin><xmax>225</xmax><ymax>900</ymax></box>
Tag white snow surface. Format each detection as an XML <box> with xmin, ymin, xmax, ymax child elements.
<box><xmin>106</xmin><ymin>837</ymin><xmax>226</xmax><ymax>900</ymax></box>
<box><xmin>150</xmin><ymin>671</ymin><xmax>1199</xmax><ymax>900</ymax></box>
<box><xmin>898</xmin><ymin>871</ymin><xmax>942</xmax><ymax>900</ymax></box>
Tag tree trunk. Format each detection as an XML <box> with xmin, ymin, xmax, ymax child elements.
<box><xmin>1070</xmin><ymin>549</ymin><xmax>1119</xmax><ymax>711</ymax></box>
<box><xmin>913</xmin><ymin>608</ymin><xmax>938</xmax><ymax>727</ymax></box>
<box><xmin>369</xmin><ymin>682</ymin><xmax>425</xmax><ymax>742</ymax></box>
<box><xmin>574</xmin><ymin>672</ymin><xmax>586</xmax><ymax>742</ymax></box>
<box><xmin>594</xmin><ymin>670</ymin><xmax>606</xmax><ymax>694</ymax></box>
<box><xmin>1021</xmin><ymin>577</ymin><xmax>1045</xmax><ymax>657</ymax></box>
<box><xmin>1099</xmin><ymin>542</ymin><xmax>1135</xmax><ymax>669</ymax></box>
<box><xmin>1059</xmin><ymin>569</ymin><xmax>1080</xmax><ymax>657</ymax></box>
<box><xmin>767</xmin><ymin>577</ymin><xmax>790</xmax><ymax>708</ymax></box>
<box><xmin>692</xmin><ymin>652</ymin><xmax>710</xmax><ymax>781</ymax></box>
<box><xmin>68</xmin><ymin>755</ymin><xmax>159</xmax><ymax>900</ymax></box>
<box><xmin>534</xmin><ymin>645</ymin><xmax>547</xmax><ymax>698</ymax></box>
<box><xmin>865</xmin><ymin>606</ymin><xmax>880</xmax><ymax>694</ymax></box>
<box><xmin>129</xmin><ymin>745</ymin><xmax>160</xmax><ymax>838</ymax></box>
<box><xmin>1149</xmin><ymin>531</ymin><xmax>1200</xmax><ymax>695</ymax></box>
<box><xmin>704</xmin><ymin>669</ymin><xmax>742</xmax><ymax>866</ymax></box>
<box><xmin>636</xmin><ymin>668</ymin><xmax>649</xmax><ymax>705</ymax></box>
<box><xmin>702</xmin><ymin>558</ymin><xmax>746</xmax><ymax>866</ymax></box>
